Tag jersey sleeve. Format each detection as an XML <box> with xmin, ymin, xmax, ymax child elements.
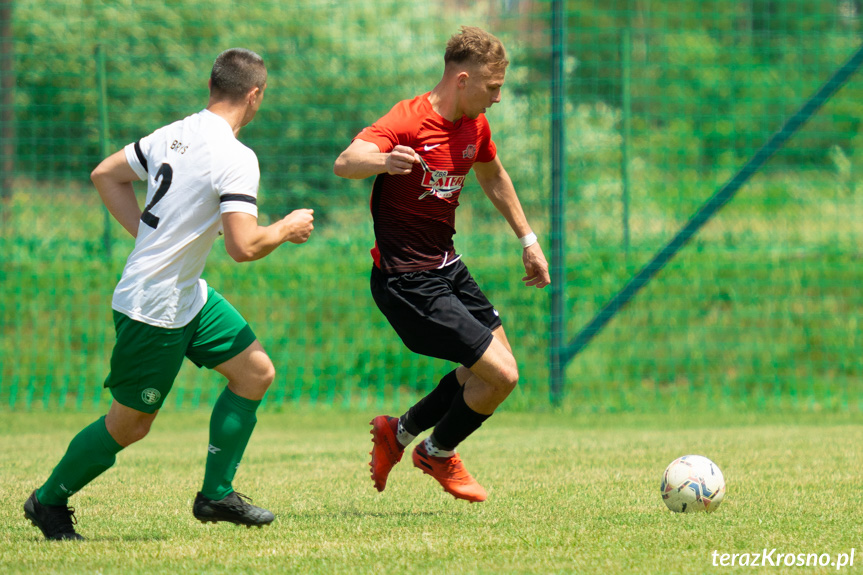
<box><xmin>476</xmin><ymin>115</ymin><xmax>497</xmax><ymax>163</ymax></box>
<box><xmin>123</xmin><ymin>134</ymin><xmax>156</xmax><ymax>181</ymax></box>
<box><xmin>215</xmin><ymin>146</ymin><xmax>260</xmax><ymax>218</ymax></box>
<box><xmin>353</xmin><ymin>100</ymin><xmax>418</xmax><ymax>153</ymax></box>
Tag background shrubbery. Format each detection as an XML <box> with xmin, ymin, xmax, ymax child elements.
<box><xmin>3</xmin><ymin>0</ymin><xmax>863</xmax><ymax>412</ymax></box>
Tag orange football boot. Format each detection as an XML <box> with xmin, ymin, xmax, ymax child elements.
<box><xmin>369</xmin><ymin>415</ymin><xmax>404</xmax><ymax>492</ymax></box>
<box><xmin>412</xmin><ymin>441</ymin><xmax>487</xmax><ymax>502</ymax></box>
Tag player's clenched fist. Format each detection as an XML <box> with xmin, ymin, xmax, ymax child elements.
<box><xmin>386</xmin><ymin>145</ymin><xmax>418</xmax><ymax>175</ymax></box>
<box><xmin>283</xmin><ymin>208</ymin><xmax>315</xmax><ymax>244</ymax></box>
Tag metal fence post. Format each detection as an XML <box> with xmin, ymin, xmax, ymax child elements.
<box><xmin>621</xmin><ymin>26</ymin><xmax>632</xmax><ymax>261</ymax></box>
<box><xmin>550</xmin><ymin>0</ymin><xmax>566</xmax><ymax>404</ymax></box>
<box><xmin>96</xmin><ymin>44</ymin><xmax>112</xmax><ymax>260</ymax></box>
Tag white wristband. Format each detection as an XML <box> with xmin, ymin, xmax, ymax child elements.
<box><xmin>519</xmin><ymin>232</ymin><xmax>537</xmax><ymax>249</ymax></box>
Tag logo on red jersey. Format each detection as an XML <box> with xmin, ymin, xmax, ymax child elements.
<box><xmin>463</xmin><ymin>144</ymin><xmax>477</xmax><ymax>159</ymax></box>
<box><xmin>415</xmin><ymin>153</ymin><xmax>465</xmax><ymax>200</ymax></box>
<box><xmin>418</xmin><ymin>169</ymin><xmax>465</xmax><ymax>199</ymax></box>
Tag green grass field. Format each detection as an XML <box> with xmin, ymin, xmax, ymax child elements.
<box><xmin>2</xmin><ymin>410</ymin><xmax>861</xmax><ymax>574</ymax></box>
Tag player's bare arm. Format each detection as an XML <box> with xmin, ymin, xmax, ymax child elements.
<box><xmin>91</xmin><ymin>150</ymin><xmax>144</xmax><ymax>238</ymax></box>
<box><xmin>334</xmin><ymin>139</ymin><xmax>418</xmax><ymax>179</ymax></box>
<box><xmin>473</xmin><ymin>156</ymin><xmax>551</xmax><ymax>288</ymax></box>
<box><xmin>222</xmin><ymin>208</ymin><xmax>314</xmax><ymax>262</ymax></box>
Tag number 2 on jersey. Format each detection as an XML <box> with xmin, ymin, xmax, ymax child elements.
<box><xmin>141</xmin><ymin>163</ymin><xmax>173</xmax><ymax>229</ymax></box>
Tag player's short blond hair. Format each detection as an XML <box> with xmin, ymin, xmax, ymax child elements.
<box><xmin>444</xmin><ymin>26</ymin><xmax>509</xmax><ymax>74</ymax></box>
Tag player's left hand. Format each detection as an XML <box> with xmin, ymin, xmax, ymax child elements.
<box><xmin>522</xmin><ymin>243</ymin><xmax>550</xmax><ymax>288</ymax></box>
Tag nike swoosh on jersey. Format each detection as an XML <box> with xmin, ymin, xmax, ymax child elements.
<box><xmin>424</xmin><ymin>144</ymin><xmax>442</xmax><ymax>151</ymax></box>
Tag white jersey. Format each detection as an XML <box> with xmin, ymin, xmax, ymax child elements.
<box><xmin>114</xmin><ymin>109</ymin><xmax>259</xmax><ymax>328</ymax></box>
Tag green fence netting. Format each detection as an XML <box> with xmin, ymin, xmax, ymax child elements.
<box><xmin>1</xmin><ymin>0</ymin><xmax>862</xmax><ymax>413</ymax></box>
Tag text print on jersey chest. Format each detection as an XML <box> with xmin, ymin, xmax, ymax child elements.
<box><xmin>170</xmin><ymin>140</ymin><xmax>190</xmax><ymax>154</ymax></box>
<box><xmin>416</xmin><ymin>153</ymin><xmax>465</xmax><ymax>200</ymax></box>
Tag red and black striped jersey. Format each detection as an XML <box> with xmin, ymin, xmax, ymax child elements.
<box><xmin>355</xmin><ymin>93</ymin><xmax>496</xmax><ymax>273</ymax></box>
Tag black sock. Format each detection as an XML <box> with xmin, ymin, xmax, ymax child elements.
<box><xmin>400</xmin><ymin>369</ymin><xmax>461</xmax><ymax>435</ymax></box>
<box><xmin>428</xmin><ymin>385</ymin><xmax>491</xmax><ymax>451</ymax></box>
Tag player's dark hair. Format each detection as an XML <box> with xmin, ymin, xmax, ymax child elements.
<box><xmin>444</xmin><ymin>26</ymin><xmax>508</xmax><ymax>73</ymax></box>
<box><xmin>209</xmin><ymin>48</ymin><xmax>267</xmax><ymax>101</ymax></box>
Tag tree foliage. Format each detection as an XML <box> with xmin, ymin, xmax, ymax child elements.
<box><xmin>10</xmin><ymin>0</ymin><xmax>863</xmax><ymax>218</ymax></box>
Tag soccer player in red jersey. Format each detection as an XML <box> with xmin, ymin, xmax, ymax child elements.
<box><xmin>334</xmin><ymin>26</ymin><xmax>550</xmax><ymax>502</ymax></box>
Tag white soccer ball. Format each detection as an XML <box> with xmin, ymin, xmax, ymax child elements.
<box><xmin>660</xmin><ymin>455</ymin><xmax>726</xmax><ymax>513</ymax></box>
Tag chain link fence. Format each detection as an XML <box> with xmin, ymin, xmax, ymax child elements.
<box><xmin>1</xmin><ymin>0</ymin><xmax>862</xmax><ymax>412</ymax></box>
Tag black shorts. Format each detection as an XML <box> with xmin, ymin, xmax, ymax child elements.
<box><xmin>370</xmin><ymin>259</ymin><xmax>502</xmax><ymax>367</ymax></box>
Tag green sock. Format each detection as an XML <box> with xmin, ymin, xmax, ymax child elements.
<box><xmin>36</xmin><ymin>415</ymin><xmax>124</xmax><ymax>506</ymax></box>
<box><xmin>201</xmin><ymin>388</ymin><xmax>261</xmax><ymax>501</ymax></box>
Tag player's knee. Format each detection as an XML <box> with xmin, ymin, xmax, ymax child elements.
<box><xmin>500</xmin><ymin>363</ymin><xmax>519</xmax><ymax>393</ymax></box>
<box><xmin>489</xmin><ymin>358</ymin><xmax>518</xmax><ymax>395</ymax></box>
<box><xmin>115</xmin><ymin>417</ymin><xmax>154</xmax><ymax>446</ymax></box>
<box><xmin>252</xmin><ymin>356</ymin><xmax>276</xmax><ymax>390</ymax></box>
<box><xmin>106</xmin><ymin>406</ymin><xmax>158</xmax><ymax>447</ymax></box>
<box><xmin>131</xmin><ymin>419</ymin><xmax>154</xmax><ymax>443</ymax></box>
<box><xmin>261</xmin><ymin>361</ymin><xmax>276</xmax><ymax>388</ymax></box>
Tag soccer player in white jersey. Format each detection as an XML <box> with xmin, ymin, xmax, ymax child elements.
<box><xmin>23</xmin><ymin>48</ymin><xmax>315</xmax><ymax>540</ymax></box>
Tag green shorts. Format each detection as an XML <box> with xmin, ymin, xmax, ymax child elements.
<box><xmin>103</xmin><ymin>286</ymin><xmax>257</xmax><ymax>413</ymax></box>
